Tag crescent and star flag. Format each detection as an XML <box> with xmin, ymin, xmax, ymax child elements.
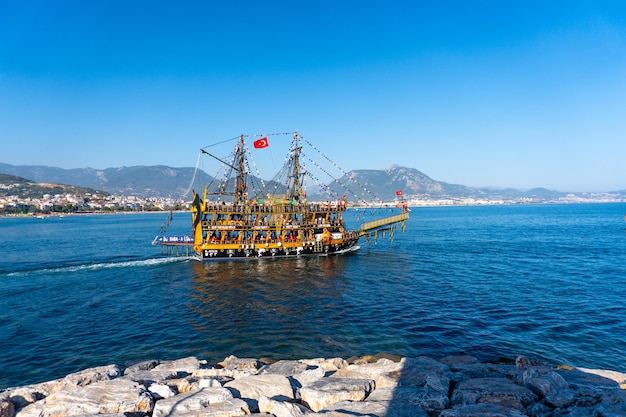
<box><xmin>253</xmin><ymin>137</ymin><xmax>269</xmax><ymax>149</ymax></box>
<box><xmin>396</xmin><ymin>190</ymin><xmax>403</xmax><ymax>196</ymax></box>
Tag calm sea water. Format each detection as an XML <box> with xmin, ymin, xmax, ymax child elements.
<box><xmin>1</xmin><ymin>203</ymin><xmax>626</xmax><ymax>389</ymax></box>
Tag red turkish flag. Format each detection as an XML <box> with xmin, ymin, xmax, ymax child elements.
<box><xmin>253</xmin><ymin>137</ymin><xmax>269</xmax><ymax>149</ymax></box>
<box><xmin>395</xmin><ymin>190</ymin><xmax>403</xmax><ymax>196</ymax></box>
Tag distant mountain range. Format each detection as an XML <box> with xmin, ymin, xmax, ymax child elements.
<box><xmin>0</xmin><ymin>173</ymin><xmax>108</xmax><ymax>199</ymax></box>
<box><xmin>0</xmin><ymin>162</ymin><xmax>573</xmax><ymax>201</ymax></box>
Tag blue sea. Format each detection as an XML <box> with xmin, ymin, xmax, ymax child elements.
<box><xmin>1</xmin><ymin>203</ymin><xmax>626</xmax><ymax>389</ymax></box>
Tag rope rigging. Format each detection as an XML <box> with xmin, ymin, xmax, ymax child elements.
<box><xmin>183</xmin><ymin>132</ymin><xmax>398</xmax><ymax>220</ymax></box>
<box><xmin>301</xmin><ymin>136</ymin><xmax>384</xmax><ymax>205</ymax></box>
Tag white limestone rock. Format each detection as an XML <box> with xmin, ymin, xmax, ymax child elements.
<box><xmin>576</xmin><ymin>367</ymin><xmax>626</xmax><ymax>386</ymax></box>
<box><xmin>187</xmin><ymin>398</ymin><xmax>249</xmax><ymax>416</ymax></box>
<box><xmin>331</xmin><ymin>358</ymin><xmax>406</xmax><ymax>390</ymax></box>
<box><xmin>259</xmin><ymin>360</ymin><xmax>325</xmax><ymax>386</ymax></box>
<box><xmin>148</xmin><ymin>382</ymin><xmax>175</xmax><ymax>400</ymax></box>
<box><xmin>56</xmin><ymin>364</ymin><xmax>121</xmax><ymax>389</ymax></box>
<box><xmin>223</xmin><ymin>373</ymin><xmax>295</xmax><ymax>412</ymax></box>
<box><xmin>218</xmin><ymin>355</ymin><xmax>261</xmax><ymax>372</ymax></box>
<box><xmin>152</xmin><ymin>386</ymin><xmax>238</xmax><ymax>417</ymax></box>
<box><xmin>331</xmin><ymin>368</ymin><xmax>399</xmax><ymax>390</ymax></box>
<box><xmin>169</xmin><ymin>375</ymin><xmax>225</xmax><ymax>394</ymax></box>
<box><xmin>299</xmin><ymin>377</ymin><xmax>375</xmax><ymax>412</ymax></box>
<box><xmin>198</xmin><ymin>377</ymin><xmax>223</xmax><ymax>388</ymax></box>
<box><xmin>192</xmin><ymin>367</ymin><xmax>253</xmax><ymax>380</ymax></box>
<box><xmin>152</xmin><ymin>357</ymin><xmax>204</xmax><ymax>377</ymax></box>
<box><xmin>0</xmin><ymin>399</ymin><xmax>15</xmax><ymax>417</ymax></box>
<box><xmin>0</xmin><ymin>387</ymin><xmax>45</xmax><ymax>410</ymax></box>
<box><xmin>15</xmin><ymin>378</ymin><xmax>153</xmax><ymax>417</ymax></box>
<box><xmin>345</xmin><ymin>358</ymin><xmax>403</xmax><ymax>375</ymax></box>
<box><xmin>123</xmin><ymin>359</ymin><xmax>160</xmax><ymax>375</ymax></box>
<box><xmin>300</xmin><ymin>357</ymin><xmax>348</xmax><ymax>372</ymax></box>
<box><xmin>9</xmin><ymin>364</ymin><xmax>122</xmax><ymax>404</ymax></box>
<box><xmin>258</xmin><ymin>395</ymin><xmax>309</xmax><ymax>417</ymax></box>
<box><xmin>122</xmin><ymin>368</ymin><xmax>179</xmax><ymax>385</ymax></box>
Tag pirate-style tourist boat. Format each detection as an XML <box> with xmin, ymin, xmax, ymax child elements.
<box><xmin>153</xmin><ymin>132</ymin><xmax>408</xmax><ymax>260</ymax></box>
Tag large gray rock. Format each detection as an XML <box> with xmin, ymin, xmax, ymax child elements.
<box><xmin>122</xmin><ymin>368</ymin><xmax>179</xmax><ymax>385</ymax></box>
<box><xmin>54</xmin><ymin>364</ymin><xmax>121</xmax><ymax>390</ymax></box>
<box><xmin>259</xmin><ymin>360</ymin><xmax>326</xmax><ymax>386</ymax></box>
<box><xmin>390</xmin><ymin>356</ymin><xmax>452</xmax><ymax>387</ymax></box>
<box><xmin>15</xmin><ymin>378</ymin><xmax>153</xmax><ymax>417</ymax></box>
<box><xmin>451</xmin><ymin>377</ymin><xmax>538</xmax><ymax>410</ymax></box>
<box><xmin>440</xmin><ymin>403</ymin><xmax>528</xmax><ymax>417</ymax></box>
<box><xmin>438</xmin><ymin>355</ymin><xmax>480</xmax><ymax>368</ymax></box>
<box><xmin>123</xmin><ymin>359</ymin><xmax>160</xmax><ymax>375</ymax></box>
<box><xmin>223</xmin><ymin>373</ymin><xmax>295</xmax><ymax>412</ymax></box>
<box><xmin>523</xmin><ymin>366</ymin><xmax>575</xmax><ymax>407</ymax></box>
<box><xmin>367</xmin><ymin>386</ymin><xmax>448</xmax><ymax>414</ymax></box>
<box><xmin>299</xmin><ymin>377</ymin><xmax>375</xmax><ymax>412</ymax></box>
<box><xmin>259</xmin><ymin>360</ymin><xmax>311</xmax><ymax>376</ymax></box>
<box><xmin>318</xmin><ymin>398</ymin><xmax>428</xmax><ymax>417</ymax></box>
<box><xmin>449</xmin><ymin>362</ymin><xmax>520</xmax><ymax>381</ymax></box>
<box><xmin>152</xmin><ymin>386</ymin><xmax>247</xmax><ymax>417</ymax></box>
<box><xmin>332</xmin><ymin>358</ymin><xmax>405</xmax><ymax>389</ymax></box>
<box><xmin>593</xmin><ymin>389</ymin><xmax>626</xmax><ymax>416</ymax></box>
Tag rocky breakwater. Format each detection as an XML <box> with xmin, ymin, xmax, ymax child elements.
<box><xmin>1</xmin><ymin>354</ymin><xmax>625</xmax><ymax>417</ymax></box>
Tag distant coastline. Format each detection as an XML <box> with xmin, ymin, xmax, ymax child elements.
<box><xmin>2</xmin><ymin>197</ymin><xmax>625</xmax><ymax>219</ymax></box>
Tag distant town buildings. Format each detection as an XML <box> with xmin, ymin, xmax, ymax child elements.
<box><xmin>0</xmin><ymin>192</ymin><xmax>187</xmax><ymax>214</ymax></box>
<box><xmin>1</xmin><ymin>191</ymin><xmax>624</xmax><ymax>215</ymax></box>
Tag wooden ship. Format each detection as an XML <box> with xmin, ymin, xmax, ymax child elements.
<box><xmin>153</xmin><ymin>132</ymin><xmax>409</xmax><ymax>260</ymax></box>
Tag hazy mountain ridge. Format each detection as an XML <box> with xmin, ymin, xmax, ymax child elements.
<box><xmin>4</xmin><ymin>162</ymin><xmax>616</xmax><ymax>202</ymax></box>
<box><xmin>0</xmin><ymin>173</ymin><xmax>108</xmax><ymax>199</ymax></box>
<box><xmin>0</xmin><ymin>163</ymin><xmax>212</xmax><ymax>198</ymax></box>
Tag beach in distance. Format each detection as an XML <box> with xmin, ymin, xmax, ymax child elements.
<box><xmin>1</xmin><ymin>203</ymin><xmax>625</xmax><ymax>394</ymax></box>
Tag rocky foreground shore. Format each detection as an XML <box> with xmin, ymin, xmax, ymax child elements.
<box><xmin>1</xmin><ymin>354</ymin><xmax>625</xmax><ymax>417</ymax></box>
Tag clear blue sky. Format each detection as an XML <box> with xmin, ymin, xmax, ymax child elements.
<box><xmin>1</xmin><ymin>1</ymin><xmax>625</xmax><ymax>192</ymax></box>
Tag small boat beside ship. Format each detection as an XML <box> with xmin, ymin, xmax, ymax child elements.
<box><xmin>153</xmin><ymin>132</ymin><xmax>408</xmax><ymax>260</ymax></box>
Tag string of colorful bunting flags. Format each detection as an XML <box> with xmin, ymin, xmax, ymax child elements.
<box><xmin>301</xmin><ymin>136</ymin><xmax>384</xmax><ymax>205</ymax></box>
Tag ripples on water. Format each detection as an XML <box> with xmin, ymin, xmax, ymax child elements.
<box><xmin>1</xmin><ymin>204</ymin><xmax>625</xmax><ymax>389</ymax></box>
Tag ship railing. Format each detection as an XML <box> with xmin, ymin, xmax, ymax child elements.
<box><xmin>152</xmin><ymin>235</ymin><xmax>194</xmax><ymax>245</ymax></box>
<box><xmin>359</xmin><ymin>212</ymin><xmax>409</xmax><ymax>233</ymax></box>
<box><xmin>202</xmin><ymin>200</ymin><xmax>348</xmax><ymax>215</ymax></box>
<box><xmin>152</xmin><ymin>235</ymin><xmax>194</xmax><ymax>257</ymax></box>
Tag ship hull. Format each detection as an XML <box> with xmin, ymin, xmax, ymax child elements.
<box><xmin>194</xmin><ymin>239</ymin><xmax>360</xmax><ymax>260</ymax></box>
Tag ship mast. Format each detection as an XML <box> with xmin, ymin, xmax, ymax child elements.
<box><xmin>234</xmin><ymin>135</ymin><xmax>248</xmax><ymax>204</ymax></box>
<box><xmin>287</xmin><ymin>132</ymin><xmax>305</xmax><ymax>201</ymax></box>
